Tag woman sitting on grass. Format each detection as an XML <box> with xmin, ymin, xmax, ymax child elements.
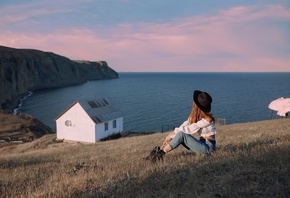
<box><xmin>146</xmin><ymin>90</ymin><xmax>217</xmax><ymax>162</ymax></box>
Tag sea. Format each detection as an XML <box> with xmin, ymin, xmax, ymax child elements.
<box><xmin>16</xmin><ymin>72</ymin><xmax>290</xmax><ymax>132</ymax></box>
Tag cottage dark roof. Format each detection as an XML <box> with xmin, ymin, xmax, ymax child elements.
<box><xmin>55</xmin><ymin>98</ymin><xmax>123</xmax><ymax>123</ymax></box>
<box><xmin>79</xmin><ymin>98</ymin><xmax>123</xmax><ymax>124</ymax></box>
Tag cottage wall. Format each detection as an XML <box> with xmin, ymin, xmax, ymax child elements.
<box><xmin>56</xmin><ymin>103</ymin><xmax>96</xmax><ymax>143</ymax></box>
<box><xmin>95</xmin><ymin>117</ymin><xmax>123</xmax><ymax>141</ymax></box>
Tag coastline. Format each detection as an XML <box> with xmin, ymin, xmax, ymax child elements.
<box><xmin>12</xmin><ymin>91</ymin><xmax>33</xmax><ymax>114</ymax></box>
<box><xmin>0</xmin><ymin>46</ymin><xmax>119</xmax><ymax>110</ymax></box>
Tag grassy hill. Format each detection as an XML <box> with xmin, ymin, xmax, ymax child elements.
<box><xmin>0</xmin><ymin>119</ymin><xmax>289</xmax><ymax>197</ymax></box>
<box><xmin>0</xmin><ymin>112</ymin><xmax>54</xmax><ymax>143</ymax></box>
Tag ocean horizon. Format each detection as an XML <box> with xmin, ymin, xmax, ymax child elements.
<box><xmin>17</xmin><ymin>72</ymin><xmax>290</xmax><ymax>132</ymax></box>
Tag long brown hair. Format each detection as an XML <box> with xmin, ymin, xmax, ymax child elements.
<box><xmin>188</xmin><ymin>102</ymin><xmax>214</xmax><ymax>124</ymax></box>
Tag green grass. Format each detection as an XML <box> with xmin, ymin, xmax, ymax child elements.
<box><xmin>0</xmin><ymin>119</ymin><xmax>289</xmax><ymax>198</ymax></box>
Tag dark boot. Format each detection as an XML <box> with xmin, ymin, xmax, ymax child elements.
<box><xmin>145</xmin><ymin>146</ymin><xmax>166</xmax><ymax>163</ymax></box>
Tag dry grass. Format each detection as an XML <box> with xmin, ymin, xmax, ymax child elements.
<box><xmin>0</xmin><ymin>113</ymin><xmax>28</xmax><ymax>134</ymax></box>
<box><xmin>0</xmin><ymin>113</ymin><xmax>53</xmax><ymax>142</ymax></box>
<box><xmin>0</xmin><ymin>119</ymin><xmax>290</xmax><ymax>198</ymax></box>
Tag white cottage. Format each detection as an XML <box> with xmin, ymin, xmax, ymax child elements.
<box><xmin>55</xmin><ymin>98</ymin><xmax>124</xmax><ymax>143</ymax></box>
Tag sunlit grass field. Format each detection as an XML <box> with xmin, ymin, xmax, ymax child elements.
<box><xmin>1</xmin><ymin>119</ymin><xmax>290</xmax><ymax>197</ymax></box>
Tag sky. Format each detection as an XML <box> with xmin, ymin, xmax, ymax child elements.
<box><xmin>0</xmin><ymin>0</ymin><xmax>290</xmax><ymax>72</ymax></box>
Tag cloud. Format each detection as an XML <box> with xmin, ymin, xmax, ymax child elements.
<box><xmin>0</xmin><ymin>2</ymin><xmax>74</xmax><ymax>26</ymax></box>
<box><xmin>0</xmin><ymin>4</ymin><xmax>289</xmax><ymax>72</ymax></box>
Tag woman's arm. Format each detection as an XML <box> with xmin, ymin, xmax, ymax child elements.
<box><xmin>177</xmin><ymin>118</ymin><xmax>212</xmax><ymax>135</ymax></box>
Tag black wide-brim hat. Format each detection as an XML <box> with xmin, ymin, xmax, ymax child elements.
<box><xmin>193</xmin><ymin>90</ymin><xmax>212</xmax><ymax>113</ymax></box>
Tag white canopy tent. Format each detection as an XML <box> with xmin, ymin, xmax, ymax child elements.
<box><xmin>268</xmin><ymin>97</ymin><xmax>290</xmax><ymax>117</ymax></box>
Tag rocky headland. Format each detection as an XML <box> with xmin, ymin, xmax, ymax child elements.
<box><xmin>0</xmin><ymin>45</ymin><xmax>118</xmax><ymax>109</ymax></box>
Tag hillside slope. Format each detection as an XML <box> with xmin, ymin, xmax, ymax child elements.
<box><xmin>0</xmin><ymin>119</ymin><xmax>289</xmax><ymax>197</ymax></box>
<box><xmin>0</xmin><ymin>46</ymin><xmax>118</xmax><ymax>109</ymax></box>
<box><xmin>0</xmin><ymin>112</ymin><xmax>54</xmax><ymax>144</ymax></box>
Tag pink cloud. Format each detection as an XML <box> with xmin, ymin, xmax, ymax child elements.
<box><xmin>0</xmin><ymin>4</ymin><xmax>289</xmax><ymax>72</ymax></box>
<box><xmin>0</xmin><ymin>2</ymin><xmax>74</xmax><ymax>26</ymax></box>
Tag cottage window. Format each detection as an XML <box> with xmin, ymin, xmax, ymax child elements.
<box><xmin>88</xmin><ymin>101</ymin><xmax>98</xmax><ymax>108</ymax></box>
<box><xmin>65</xmin><ymin>120</ymin><xmax>72</xmax><ymax>127</ymax></box>
<box><xmin>105</xmin><ymin>122</ymin><xmax>109</xmax><ymax>131</ymax></box>
<box><xmin>113</xmin><ymin>120</ymin><xmax>117</xmax><ymax>128</ymax></box>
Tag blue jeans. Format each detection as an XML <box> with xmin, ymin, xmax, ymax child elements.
<box><xmin>168</xmin><ymin>131</ymin><xmax>215</xmax><ymax>154</ymax></box>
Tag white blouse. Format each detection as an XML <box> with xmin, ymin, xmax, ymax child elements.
<box><xmin>171</xmin><ymin>118</ymin><xmax>217</xmax><ymax>139</ymax></box>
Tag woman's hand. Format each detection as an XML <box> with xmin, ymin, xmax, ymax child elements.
<box><xmin>161</xmin><ymin>134</ymin><xmax>173</xmax><ymax>149</ymax></box>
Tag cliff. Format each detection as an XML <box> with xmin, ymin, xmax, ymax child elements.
<box><xmin>0</xmin><ymin>46</ymin><xmax>119</xmax><ymax>109</ymax></box>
